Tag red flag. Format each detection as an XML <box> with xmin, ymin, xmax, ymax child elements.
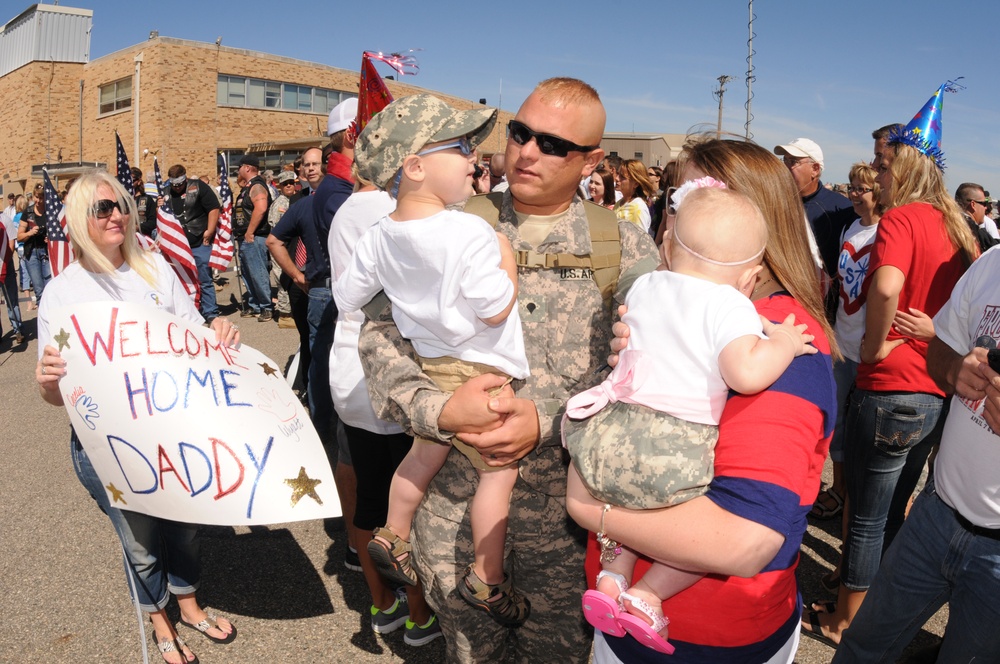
<box><xmin>209</xmin><ymin>154</ymin><xmax>235</xmax><ymax>272</ymax></box>
<box><xmin>351</xmin><ymin>50</ymin><xmax>419</xmax><ymax>138</ymax></box>
<box><xmin>43</xmin><ymin>169</ymin><xmax>74</xmax><ymax>277</ymax></box>
<box><xmin>356</xmin><ymin>53</ymin><xmax>395</xmax><ymax>135</ymax></box>
<box><xmin>153</xmin><ymin>158</ymin><xmax>200</xmax><ymax>308</ymax></box>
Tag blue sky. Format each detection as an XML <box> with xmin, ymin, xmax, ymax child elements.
<box><xmin>64</xmin><ymin>0</ymin><xmax>1000</xmax><ymax>191</ymax></box>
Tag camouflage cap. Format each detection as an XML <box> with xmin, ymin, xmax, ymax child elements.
<box><xmin>355</xmin><ymin>94</ymin><xmax>497</xmax><ymax>189</ymax></box>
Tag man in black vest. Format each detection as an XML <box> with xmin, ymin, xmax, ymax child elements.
<box><xmin>130</xmin><ymin>167</ymin><xmax>158</xmax><ymax>238</ymax></box>
<box><xmin>232</xmin><ymin>155</ymin><xmax>274</xmax><ymax>321</ymax></box>
<box><xmin>167</xmin><ymin>163</ymin><xmax>222</xmax><ymax>323</ymax></box>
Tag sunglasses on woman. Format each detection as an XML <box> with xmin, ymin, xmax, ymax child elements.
<box><xmin>507</xmin><ymin>120</ymin><xmax>600</xmax><ymax>157</ymax></box>
<box><xmin>92</xmin><ymin>198</ymin><xmax>131</xmax><ymax>219</ymax></box>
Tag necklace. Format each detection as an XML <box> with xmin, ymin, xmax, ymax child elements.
<box><xmin>752</xmin><ymin>276</ymin><xmax>774</xmax><ymax>299</ymax></box>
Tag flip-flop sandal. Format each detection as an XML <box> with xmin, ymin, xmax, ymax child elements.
<box><xmin>179</xmin><ymin>614</ymin><xmax>237</xmax><ymax>644</ymax></box>
<box><xmin>582</xmin><ymin>591</ymin><xmax>627</xmax><ymax>637</ymax></box>
<box><xmin>154</xmin><ymin>635</ymin><xmax>200</xmax><ymax>664</ymax></box>
<box><xmin>800</xmin><ymin>609</ymin><xmax>838</xmax><ymax>649</ymax></box>
<box><xmin>618</xmin><ymin>592</ymin><xmax>675</xmax><ymax>654</ymax></box>
<box><xmin>803</xmin><ymin>598</ymin><xmax>837</xmax><ymax>614</ymax></box>
<box><xmin>809</xmin><ymin>487</ymin><xmax>845</xmax><ymax>520</ymax></box>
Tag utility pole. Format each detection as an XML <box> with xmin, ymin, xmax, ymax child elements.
<box><xmin>713</xmin><ymin>75</ymin><xmax>734</xmax><ymax>139</ymax></box>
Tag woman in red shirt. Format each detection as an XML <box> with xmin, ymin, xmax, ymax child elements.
<box><xmin>803</xmin><ymin>137</ymin><xmax>978</xmax><ymax>646</ymax></box>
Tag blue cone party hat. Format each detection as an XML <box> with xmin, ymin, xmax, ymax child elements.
<box><xmin>889</xmin><ymin>78</ymin><xmax>965</xmax><ymax>170</ymax></box>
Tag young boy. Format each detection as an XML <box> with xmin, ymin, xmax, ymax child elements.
<box><xmin>333</xmin><ymin>94</ymin><xmax>531</xmax><ymax>626</ymax></box>
<box><xmin>564</xmin><ymin>180</ymin><xmax>817</xmax><ymax>652</ymax></box>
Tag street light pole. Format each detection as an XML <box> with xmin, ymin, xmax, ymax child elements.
<box><xmin>713</xmin><ymin>75</ymin><xmax>734</xmax><ymax>139</ymax></box>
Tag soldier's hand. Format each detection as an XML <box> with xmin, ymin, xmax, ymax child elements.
<box><xmin>458</xmin><ymin>396</ymin><xmax>540</xmax><ymax>466</ymax></box>
<box><xmin>439</xmin><ymin>373</ymin><xmax>511</xmax><ymax>435</ymax></box>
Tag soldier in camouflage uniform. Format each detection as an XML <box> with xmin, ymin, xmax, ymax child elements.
<box><xmin>358</xmin><ymin>78</ymin><xmax>659</xmax><ymax>662</ymax></box>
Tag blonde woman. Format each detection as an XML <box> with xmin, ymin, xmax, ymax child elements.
<box><xmin>615</xmin><ymin>159</ymin><xmax>655</xmax><ymax>233</ymax></box>
<box><xmin>35</xmin><ymin>170</ymin><xmax>240</xmax><ymax>664</ymax></box>
<box><xmin>805</xmin><ymin>136</ymin><xmax>978</xmax><ymax>647</ymax></box>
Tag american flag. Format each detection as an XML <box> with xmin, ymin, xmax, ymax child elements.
<box><xmin>209</xmin><ymin>153</ymin><xmax>235</xmax><ymax>272</ymax></box>
<box><xmin>115</xmin><ymin>132</ymin><xmax>136</xmax><ymax>196</ymax></box>
<box><xmin>153</xmin><ymin>157</ymin><xmax>200</xmax><ymax>308</ymax></box>
<box><xmin>43</xmin><ymin>169</ymin><xmax>74</xmax><ymax>277</ymax></box>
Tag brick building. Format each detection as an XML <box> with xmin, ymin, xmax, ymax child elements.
<box><xmin>0</xmin><ymin>3</ymin><xmax>512</xmax><ymax>196</ymax></box>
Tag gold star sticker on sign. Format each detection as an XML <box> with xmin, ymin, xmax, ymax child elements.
<box><xmin>54</xmin><ymin>328</ymin><xmax>71</xmax><ymax>352</ymax></box>
<box><xmin>106</xmin><ymin>483</ymin><xmax>126</xmax><ymax>505</ymax></box>
<box><xmin>284</xmin><ymin>466</ymin><xmax>323</xmax><ymax>507</ymax></box>
<box><xmin>259</xmin><ymin>362</ymin><xmax>278</xmax><ymax>377</ymax></box>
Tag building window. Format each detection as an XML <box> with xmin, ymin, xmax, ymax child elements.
<box><xmin>217</xmin><ymin>74</ymin><xmax>353</xmax><ymax>115</ymax></box>
<box><xmin>218</xmin><ymin>75</ymin><xmax>247</xmax><ymax>107</ymax></box>
<box><xmin>99</xmin><ymin>77</ymin><xmax>132</xmax><ymax>114</ymax></box>
<box><xmin>634</xmin><ymin>152</ymin><xmax>643</xmax><ymax>161</ymax></box>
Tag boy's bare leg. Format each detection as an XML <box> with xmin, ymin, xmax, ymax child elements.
<box><xmin>384</xmin><ymin>441</ymin><xmax>451</xmax><ymax>540</ymax></box>
<box><xmin>470</xmin><ymin>464</ymin><xmax>519</xmax><ymax>584</ymax></box>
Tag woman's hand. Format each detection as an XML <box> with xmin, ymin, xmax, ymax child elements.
<box><xmin>37</xmin><ymin>344</ymin><xmax>67</xmax><ymax>406</ymax></box>
<box><xmin>893</xmin><ymin>307</ymin><xmax>935</xmax><ymax>341</ymax></box>
<box><xmin>608</xmin><ymin>304</ymin><xmax>630</xmax><ymax>368</ymax></box>
<box><xmin>210</xmin><ymin>317</ymin><xmax>240</xmax><ymax>348</ymax></box>
<box><xmin>860</xmin><ymin>334</ymin><xmax>906</xmax><ymax>364</ymax></box>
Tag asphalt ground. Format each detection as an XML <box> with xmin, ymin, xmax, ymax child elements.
<box><xmin>0</xmin><ymin>271</ymin><xmax>946</xmax><ymax>663</ymax></box>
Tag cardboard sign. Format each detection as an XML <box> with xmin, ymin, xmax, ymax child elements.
<box><xmin>51</xmin><ymin>301</ymin><xmax>340</xmax><ymax>525</ymax></box>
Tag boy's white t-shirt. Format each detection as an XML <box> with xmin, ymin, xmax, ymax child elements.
<box><xmin>618</xmin><ymin>270</ymin><xmax>764</xmax><ymax>425</ymax></box>
<box><xmin>37</xmin><ymin>253</ymin><xmax>203</xmax><ymax>356</ymax></box>
<box><xmin>835</xmin><ymin>218</ymin><xmax>879</xmax><ymax>362</ymax></box>
<box><xmin>333</xmin><ymin>208</ymin><xmax>529</xmax><ymax>379</ymax></box>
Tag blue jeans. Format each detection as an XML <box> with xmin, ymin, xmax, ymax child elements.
<box><xmin>191</xmin><ymin>243</ymin><xmax>219</xmax><ymax>320</ymax></box>
<box><xmin>307</xmin><ymin>285</ymin><xmax>336</xmax><ymax>445</ymax></box>
<box><xmin>17</xmin><ymin>246</ymin><xmax>30</xmax><ymax>291</ymax></box>
<box><xmin>71</xmin><ymin>434</ymin><xmax>200</xmax><ymax>611</ymax></box>
<box><xmin>829</xmin><ymin>357</ymin><xmax>859</xmax><ymax>463</ymax></box>
<box><xmin>3</xmin><ymin>265</ymin><xmax>22</xmax><ymax>336</ymax></box>
<box><xmin>237</xmin><ymin>236</ymin><xmax>272</xmax><ymax>313</ymax></box>
<box><xmin>842</xmin><ymin>388</ymin><xmax>945</xmax><ymax>590</ymax></box>
<box><xmin>24</xmin><ymin>246</ymin><xmax>52</xmax><ymax>300</ymax></box>
<box><xmin>833</xmin><ymin>481</ymin><xmax>1000</xmax><ymax>663</ymax></box>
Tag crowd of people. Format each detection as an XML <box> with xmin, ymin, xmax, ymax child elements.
<box><xmin>15</xmin><ymin>76</ymin><xmax>1000</xmax><ymax>664</ymax></box>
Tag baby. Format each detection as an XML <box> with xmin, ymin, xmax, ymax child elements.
<box><xmin>333</xmin><ymin>94</ymin><xmax>531</xmax><ymax>626</ymax></box>
<box><xmin>563</xmin><ymin>179</ymin><xmax>816</xmax><ymax>653</ymax></box>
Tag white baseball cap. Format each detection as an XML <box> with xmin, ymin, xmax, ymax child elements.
<box><xmin>774</xmin><ymin>138</ymin><xmax>824</xmax><ymax>170</ymax></box>
<box><xmin>327</xmin><ymin>97</ymin><xmax>359</xmax><ymax>136</ymax></box>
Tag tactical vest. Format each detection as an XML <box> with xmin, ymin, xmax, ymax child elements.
<box><xmin>233</xmin><ymin>175</ymin><xmax>273</xmax><ymax>237</ymax></box>
<box><xmin>463</xmin><ymin>192</ymin><xmax>621</xmax><ymax>308</ymax></box>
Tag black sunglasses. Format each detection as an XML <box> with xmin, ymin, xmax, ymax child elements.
<box><xmin>971</xmin><ymin>199</ymin><xmax>994</xmax><ymax>211</ymax></box>
<box><xmin>507</xmin><ymin>120</ymin><xmax>600</xmax><ymax>157</ymax></box>
<box><xmin>93</xmin><ymin>198</ymin><xmax>130</xmax><ymax>219</ymax></box>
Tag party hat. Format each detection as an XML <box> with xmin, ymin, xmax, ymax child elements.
<box><xmin>889</xmin><ymin>78</ymin><xmax>965</xmax><ymax>170</ymax></box>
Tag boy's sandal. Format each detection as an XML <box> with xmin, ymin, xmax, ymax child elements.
<box><xmin>367</xmin><ymin>526</ymin><xmax>418</xmax><ymax>587</ymax></box>
<box><xmin>458</xmin><ymin>563</ymin><xmax>531</xmax><ymax>627</ymax></box>
<box><xmin>617</xmin><ymin>592</ymin><xmax>675</xmax><ymax>655</ymax></box>
<box><xmin>155</xmin><ymin>636</ymin><xmax>199</xmax><ymax>664</ymax></box>
<box><xmin>809</xmin><ymin>487</ymin><xmax>844</xmax><ymax>520</ymax></box>
<box><xmin>179</xmin><ymin>614</ymin><xmax>238</xmax><ymax>644</ymax></box>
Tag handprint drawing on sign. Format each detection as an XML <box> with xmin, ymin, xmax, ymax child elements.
<box><xmin>258</xmin><ymin>388</ymin><xmax>305</xmax><ymax>442</ymax></box>
<box><xmin>74</xmin><ymin>394</ymin><xmax>101</xmax><ymax>430</ymax></box>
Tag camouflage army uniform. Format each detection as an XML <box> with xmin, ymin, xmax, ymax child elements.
<box><xmin>359</xmin><ymin>190</ymin><xmax>658</xmax><ymax>663</ymax></box>
<box><xmin>267</xmin><ymin>194</ymin><xmax>291</xmax><ymax>315</ymax></box>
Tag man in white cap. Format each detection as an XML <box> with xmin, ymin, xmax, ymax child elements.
<box><xmin>774</xmin><ymin>138</ymin><xmax>854</xmax><ymax>290</ymax></box>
